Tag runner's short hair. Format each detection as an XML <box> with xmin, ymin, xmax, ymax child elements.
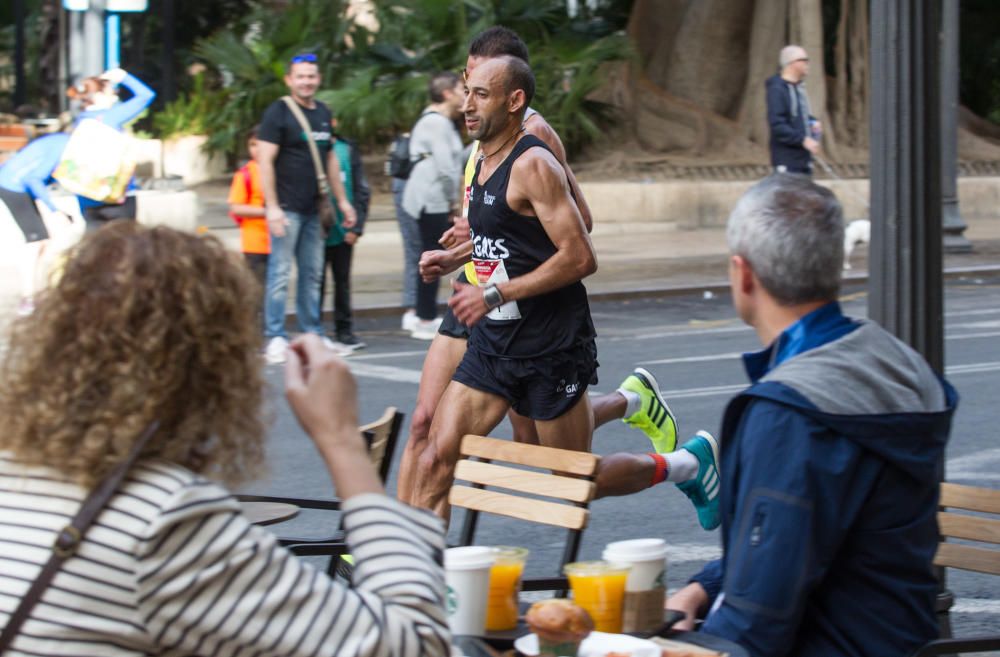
<box><xmin>499</xmin><ymin>55</ymin><xmax>535</xmax><ymax>109</ymax></box>
<box><xmin>469</xmin><ymin>26</ymin><xmax>529</xmax><ymax>64</ymax></box>
<box><xmin>429</xmin><ymin>71</ymin><xmax>461</xmax><ymax>102</ymax></box>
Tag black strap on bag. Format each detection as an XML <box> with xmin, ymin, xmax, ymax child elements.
<box><xmin>0</xmin><ymin>421</ymin><xmax>160</xmax><ymax>654</ymax></box>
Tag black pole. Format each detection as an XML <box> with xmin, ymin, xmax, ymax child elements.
<box><xmin>869</xmin><ymin>0</ymin><xmax>950</xmax><ymax>638</ymax></box>
<box><xmin>161</xmin><ymin>0</ymin><xmax>176</xmax><ymax>104</ymax></box>
<box><xmin>868</xmin><ymin>0</ymin><xmax>944</xmax><ymax>374</ymax></box>
<box><xmin>941</xmin><ymin>0</ymin><xmax>971</xmax><ymax>253</ymax></box>
<box><xmin>14</xmin><ymin>0</ymin><xmax>27</xmax><ymax>109</ymax></box>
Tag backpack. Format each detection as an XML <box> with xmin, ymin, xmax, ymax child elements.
<box><xmin>385</xmin><ymin>132</ymin><xmax>414</xmax><ymax>179</ymax></box>
<box><xmin>384</xmin><ymin>111</ymin><xmax>437</xmax><ymax>180</ymax></box>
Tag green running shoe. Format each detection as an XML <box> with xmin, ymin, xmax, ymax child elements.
<box><xmin>676</xmin><ymin>430</ymin><xmax>721</xmax><ymax>531</ymax></box>
<box><xmin>620</xmin><ymin>367</ymin><xmax>678</xmax><ymax>453</ymax></box>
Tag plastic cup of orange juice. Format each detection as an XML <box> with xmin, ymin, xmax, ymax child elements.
<box><xmin>563</xmin><ymin>561</ymin><xmax>630</xmax><ymax>633</ymax></box>
<box><xmin>485</xmin><ymin>546</ymin><xmax>529</xmax><ymax>631</ymax></box>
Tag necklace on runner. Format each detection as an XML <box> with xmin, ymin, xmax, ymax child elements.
<box><xmin>478</xmin><ymin>126</ymin><xmax>525</xmax><ymax>163</ymax></box>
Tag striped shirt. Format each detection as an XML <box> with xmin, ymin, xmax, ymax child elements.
<box><xmin>0</xmin><ymin>454</ymin><xmax>450</xmax><ymax>657</ymax></box>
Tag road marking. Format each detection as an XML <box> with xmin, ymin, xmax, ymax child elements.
<box><xmin>949</xmin><ymin>330</ymin><xmax>1000</xmax><ymax>341</ymax></box>
<box><xmin>946</xmin><ymin>448</ymin><xmax>1000</xmax><ymax>480</ymax></box>
<box><xmin>642</xmin><ymin>352</ymin><xmax>744</xmax><ymax>366</ymax></box>
<box><xmin>952</xmin><ymin>599</ymin><xmax>1000</xmax><ymax>614</ymax></box>
<box><xmin>346</xmin><ymin>361</ymin><xmax>423</xmax><ymax>384</ymax></box>
<box><xmin>663</xmin><ymin>543</ymin><xmax>722</xmax><ymax>564</ymax></box>
<box><xmin>350</xmin><ymin>349</ymin><xmax>429</xmax><ymax>361</ymax></box>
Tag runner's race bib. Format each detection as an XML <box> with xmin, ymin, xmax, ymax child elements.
<box><xmin>467</xmin><ymin>258</ymin><xmax>521</xmax><ymax>320</ymax></box>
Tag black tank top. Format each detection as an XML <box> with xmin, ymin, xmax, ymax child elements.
<box><xmin>466</xmin><ymin>134</ymin><xmax>595</xmax><ymax>358</ymax></box>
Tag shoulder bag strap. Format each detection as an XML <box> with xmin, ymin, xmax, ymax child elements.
<box><xmin>0</xmin><ymin>420</ymin><xmax>161</xmax><ymax>654</ymax></box>
<box><xmin>282</xmin><ymin>96</ymin><xmax>329</xmax><ymax>194</ymax></box>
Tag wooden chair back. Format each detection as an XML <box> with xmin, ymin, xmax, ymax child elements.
<box><xmin>360</xmin><ymin>407</ymin><xmax>404</xmax><ymax>484</ymax></box>
<box><xmin>913</xmin><ymin>482</ymin><xmax>1000</xmax><ymax>656</ymax></box>
<box><xmin>935</xmin><ymin>482</ymin><xmax>1000</xmax><ymax>575</ymax></box>
<box><xmin>451</xmin><ymin>435</ymin><xmax>600</xmax><ymax>592</ymax></box>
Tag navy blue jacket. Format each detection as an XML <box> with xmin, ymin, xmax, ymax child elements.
<box><xmin>765</xmin><ymin>74</ymin><xmax>814</xmax><ymax>174</ymax></box>
<box><xmin>693</xmin><ymin>303</ymin><xmax>957</xmax><ymax>657</ymax></box>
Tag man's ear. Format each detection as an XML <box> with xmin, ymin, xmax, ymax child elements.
<box><xmin>732</xmin><ymin>255</ymin><xmax>755</xmax><ymax>295</ymax></box>
<box><xmin>508</xmin><ymin>89</ymin><xmax>526</xmax><ymax>115</ymax></box>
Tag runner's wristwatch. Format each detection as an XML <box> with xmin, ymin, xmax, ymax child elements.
<box><xmin>483</xmin><ymin>285</ymin><xmax>504</xmax><ymax>310</ymax></box>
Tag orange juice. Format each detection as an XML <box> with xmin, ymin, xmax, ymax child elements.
<box><xmin>564</xmin><ymin>561</ymin><xmax>630</xmax><ymax>633</ymax></box>
<box><xmin>485</xmin><ymin>562</ymin><xmax>524</xmax><ymax>629</ymax></box>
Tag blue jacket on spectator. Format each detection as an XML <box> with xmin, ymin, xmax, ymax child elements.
<box><xmin>765</xmin><ymin>73</ymin><xmax>814</xmax><ymax>174</ymax></box>
<box><xmin>693</xmin><ymin>302</ymin><xmax>957</xmax><ymax>657</ymax></box>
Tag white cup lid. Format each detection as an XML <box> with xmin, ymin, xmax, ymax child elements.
<box><xmin>445</xmin><ymin>546</ymin><xmax>496</xmax><ymax>570</ymax></box>
<box><xmin>602</xmin><ymin>538</ymin><xmax>668</xmax><ymax>562</ymax></box>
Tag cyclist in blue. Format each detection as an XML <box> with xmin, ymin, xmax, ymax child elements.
<box><xmin>0</xmin><ymin>132</ymin><xmax>73</xmax><ymax>315</ymax></box>
<box><xmin>66</xmin><ymin>68</ymin><xmax>155</xmax><ymax>230</ymax></box>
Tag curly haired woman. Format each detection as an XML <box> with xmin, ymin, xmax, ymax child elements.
<box><xmin>0</xmin><ymin>223</ymin><xmax>449</xmax><ymax>657</ymax></box>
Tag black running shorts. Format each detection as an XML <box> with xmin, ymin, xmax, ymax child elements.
<box><xmin>453</xmin><ymin>341</ymin><xmax>599</xmax><ymax>421</ymax></box>
<box><xmin>0</xmin><ymin>188</ymin><xmax>48</xmax><ymax>243</ymax></box>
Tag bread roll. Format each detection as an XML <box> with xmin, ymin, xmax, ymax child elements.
<box><xmin>525</xmin><ymin>599</ymin><xmax>594</xmax><ymax>645</ymax></box>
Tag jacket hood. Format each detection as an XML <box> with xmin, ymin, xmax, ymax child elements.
<box><xmin>745</xmin><ymin>321</ymin><xmax>957</xmax><ymax>481</ymax></box>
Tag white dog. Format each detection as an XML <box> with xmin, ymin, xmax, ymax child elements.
<box><xmin>843</xmin><ymin>219</ymin><xmax>871</xmax><ymax>270</ymax></box>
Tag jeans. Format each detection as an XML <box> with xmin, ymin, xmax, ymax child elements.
<box><xmin>416</xmin><ymin>211</ymin><xmax>451</xmax><ymax>320</ymax></box>
<box><xmin>264</xmin><ymin>210</ymin><xmax>324</xmax><ymax>338</ymax></box>
<box><xmin>393</xmin><ymin>179</ymin><xmax>420</xmax><ymax>309</ymax></box>
<box><xmin>320</xmin><ymin>242</ymin><xmax>354</xmax><ymax>336</ymax></box>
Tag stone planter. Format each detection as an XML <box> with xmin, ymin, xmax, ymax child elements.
<box><xmin>162</xmin><ymin>134</ymin><xmax>226</xmax><ymax>186</ymax></box>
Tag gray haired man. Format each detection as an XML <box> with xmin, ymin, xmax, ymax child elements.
<box><xmin>597</xmin><ymin>174</ymin><xmax>956</xmax><ymax>657</ymax></box>
<box><xmin>765</xmin><ymin>45</ymin><xmax>820</xmax><ymax>174</ymax></box>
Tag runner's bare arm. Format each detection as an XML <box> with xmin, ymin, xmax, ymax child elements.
<box><xmin>419</xmin><ymin>240</ymin><xmax>474</xmax><ymax>283</ymax></box>
<box><xmin>256</xmin><ymin>140</ymin><xmax>287</xmax><ymax>236</ymax></box>
<box><xmin>449</xmin><ymin>149</ymin><xmax>595</xmax><ymax>325</ymax></box>
<box><xmin>524</xmin><ymin>115</ymin><xmax>593</xmax><ymax>232</ymax></box>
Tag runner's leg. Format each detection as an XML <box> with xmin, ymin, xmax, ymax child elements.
<box><xmin>533</xmin><ymin>392</ymin><xmax>594</xmax><ymax>453</ymax></box>
<box><xmin>397</xmin><ymin>333</ymin><xmax>469</xmax><ymax>504</ymax></box>
<box><xmin>411</xmin><ymin>380</ymin><xmax>509</xmax><ymax>520</ymax></box>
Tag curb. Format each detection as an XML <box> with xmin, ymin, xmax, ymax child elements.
<box><xmin>339</xmin><ymin>263</ymin><xmax>1000</xmax><ymax>320</ymax></box>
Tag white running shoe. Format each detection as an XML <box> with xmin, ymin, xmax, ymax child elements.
<box><xmin>322</xmin><ymin>336</ymin><xmax>354</xmax><ymax>357</ymax></box>
<box><xmin>265</xmin><ymin>336</ymin><xmax>289</xmax><ymax>364</ymax></box>
<box><xmin>410</xmin><ymin>317</ymin><xmax>442</xmax><ymax>340</ymax></box>
<box><xmin>401</xmin><ymin>309</ymin><xmax>418</xmax><ymax>332</ymax></box>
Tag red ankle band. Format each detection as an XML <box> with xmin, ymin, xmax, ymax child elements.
<box><xmin>649</xmin><ymin>453</ymin><xmax>668</xmax><ymax>486</ymax></box>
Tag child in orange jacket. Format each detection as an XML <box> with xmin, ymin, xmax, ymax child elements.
<box><xmin>228</xmin><ymin>126</ymin><xmax>268</xmax><ymax>288</ymax></box>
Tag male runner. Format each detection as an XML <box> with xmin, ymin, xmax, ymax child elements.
<box><xmin>396</xmin><ymin>28</ymin><xmax>675</xmax><ymax>506</ymax></box>
<box><xmin>407</xmin><ymin>56</ymin><xmax>600</xmax><ymax>519</ymax></box>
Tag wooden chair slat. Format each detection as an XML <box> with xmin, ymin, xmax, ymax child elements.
<box><xmin>934</xmin><ymin>542</ymin><xmax>1000</xmax><ymax>576</ymax></box>
<box><xmin>449</xmin><ymin>486</ymin><xmax>589</xmax><ymax>530</ymax></box>
<box><xmin>940</xmin><ymin>482</ymin><xmax>1000</xmax><ymax>514</ymax></box>
<box><xmin>454</xmin><ymin>460</ymin><xmax>596</xmax><ymax>503</ymax></box>
<box><xmin>460</xmin><ymin>434</ymin><xmax>599</xmax><ymax>475</ymax></box>
<box><xmin>938</xmin><ymin>512</ymin><xmax>1000</xmax><ymax>545</ymax></box>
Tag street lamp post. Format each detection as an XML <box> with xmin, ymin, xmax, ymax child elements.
<box><xmin>869</xmin><ymin>0</ymin><xmax>950</xmax><ymax>637</ymax></box>
<box><xmin>941</xmin><ymin>0</ymin><xmax>971</xmax><ymax>253</ymax></box>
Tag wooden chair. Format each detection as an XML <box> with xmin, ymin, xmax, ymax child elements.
<box><xmin>451</xmin><ymin>434</ymin><xmax>600</xmax><ymax>593</ymax></box>
<box><xmin>912</xmin><ymin>482</ymin><xmax>1000</xmax><ymax>656</ymax></box>
<box><xmin>237</xmin><ymin>407</ymin><xmax>404</xmax><ymax>575</ymax></box>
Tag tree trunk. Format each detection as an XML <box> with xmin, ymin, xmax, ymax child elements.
<box><xmin>621</xmin><ymin>0</ymin><xmax>874</xmax><ymax>163</ymax></box>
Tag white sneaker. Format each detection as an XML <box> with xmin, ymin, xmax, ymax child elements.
<box><xmin>401</xmin><ymin>309</ymin><xmax>418</xmax><ymax>332</ymax></box>
<box><xmin>410</xmin><ymin>317</ymin><xmax>442</xmax><ymax>340</ymax></box>
<box><xmin>322</xmin><ymin>336</ymin><xmax>353</xmax><ymax>357</ymax></box>
<box><xmin>265</xmin><ymin>336</ymin><xmax>289</xmax><ymax>364</ymax></box>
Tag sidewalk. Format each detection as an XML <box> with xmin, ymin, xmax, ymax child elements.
<box><xmin>193</xmin><ymin>178</ymin><xmax>1000</xmax><ymax>318</ymax></box>
<box><xmin>2</xmin><ymin>179</ymin><xmax>998</xmax><ymax>334</ymax></box>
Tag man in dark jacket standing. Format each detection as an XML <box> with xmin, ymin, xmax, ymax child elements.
<box><xmin>765</xmin><ymin>45</ymin><xmax>820</xmax><ymax>175</ymax></box>
<box><xmin>594</xmin><ymin>174</ymin><xmax>957</xmax><ymax>657</ymax></box>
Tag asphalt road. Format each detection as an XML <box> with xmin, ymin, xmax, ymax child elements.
<box><xmin>245</xmin><ymin>273</ymin><xmax>1000</xmax><ymax>638</ymax></box>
